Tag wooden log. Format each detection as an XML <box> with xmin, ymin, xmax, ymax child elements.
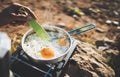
<box><xmin>62</xmin><ymin>41</ymin><xmax>115</xmax><ymax>77</ymax></box>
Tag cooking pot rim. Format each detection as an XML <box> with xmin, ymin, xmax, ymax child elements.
<box><xmin>21</xmin><ymin>25</ymin><xmax>73</xmax><ymax>62</ymax></box>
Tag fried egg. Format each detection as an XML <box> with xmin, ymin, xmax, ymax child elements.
<box><xmin>58</xmin><ymin>38</ymin><xmax>68</xmax><ymax>46</ymax></box>
<box><xmin>40</xmin><ymin>47</ymin><xmax>55</xmax><ymax>59</ymax></box>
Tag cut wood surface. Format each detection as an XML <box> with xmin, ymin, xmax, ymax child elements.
<box><xmin>62</xmin><ymin>41</ymin><xmax>116</xmax><ymax>77</ymax></box>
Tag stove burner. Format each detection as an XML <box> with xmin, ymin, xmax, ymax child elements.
<box><xmin>10</xmin><ymin>38</ymin><xmax>77</xmax><ymax>77</ymax></box>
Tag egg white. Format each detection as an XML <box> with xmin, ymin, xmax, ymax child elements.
<box><xmin>23</xmin><ymin>32</ymin><xmax>69</xmax><ymax>60</ymax></box>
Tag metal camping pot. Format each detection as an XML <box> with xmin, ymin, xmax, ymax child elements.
<box><xmin>21</xmin><ymin>24</ymin><xmax>96</xmax><ymax>64</ymax></box>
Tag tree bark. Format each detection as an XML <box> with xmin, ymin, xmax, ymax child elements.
<box><xmin>62</xmin><ymin>41</ymin><xmax>115</xmax><ymax>77</ymax></box>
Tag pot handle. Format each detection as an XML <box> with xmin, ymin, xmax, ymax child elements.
<box><xmin>68</xmin><ymin>24</ymin><xmax>96</xmax><ymax>35</ymax></box>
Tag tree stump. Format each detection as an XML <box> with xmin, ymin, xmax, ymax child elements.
<box><xmin>62</xmin><ymin>41</ymin><xmax>115</xmax><ymax>77</ymax></box>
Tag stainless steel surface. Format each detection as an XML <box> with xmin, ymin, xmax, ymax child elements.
<box><xmin>0</xmin><ymin>32</ymin><xmax>11</xmax><ymax>77</ymax></box>
<box><xmin>0</xmin><ymin>48</ymin><xmax>10</xmax><ymax>77</ymax></box>
<box><xmin>10</xmin><ymin>70</ymin><xmax>14</xmax><ymax>77</ymax></box>
<box><xmin>0</xmin><ymin>32</ymin><xmax>11</xmax><ymax>51</ymax></box>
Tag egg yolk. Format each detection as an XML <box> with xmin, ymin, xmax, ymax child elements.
<box><xmin>40</xmin><ymin>47</ymin><xmax>55</xmax><ymax>59</ymax></box>
<box><xmin>58</xmin><ymin>38</ymin><xmax>68</xmax><ymax>46</ymax></box>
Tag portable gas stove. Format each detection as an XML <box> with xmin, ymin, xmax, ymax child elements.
<box><xmin>10</xmin><ymin>38</ymin><xmax>77</xmax><ymax>77</ymax></box>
